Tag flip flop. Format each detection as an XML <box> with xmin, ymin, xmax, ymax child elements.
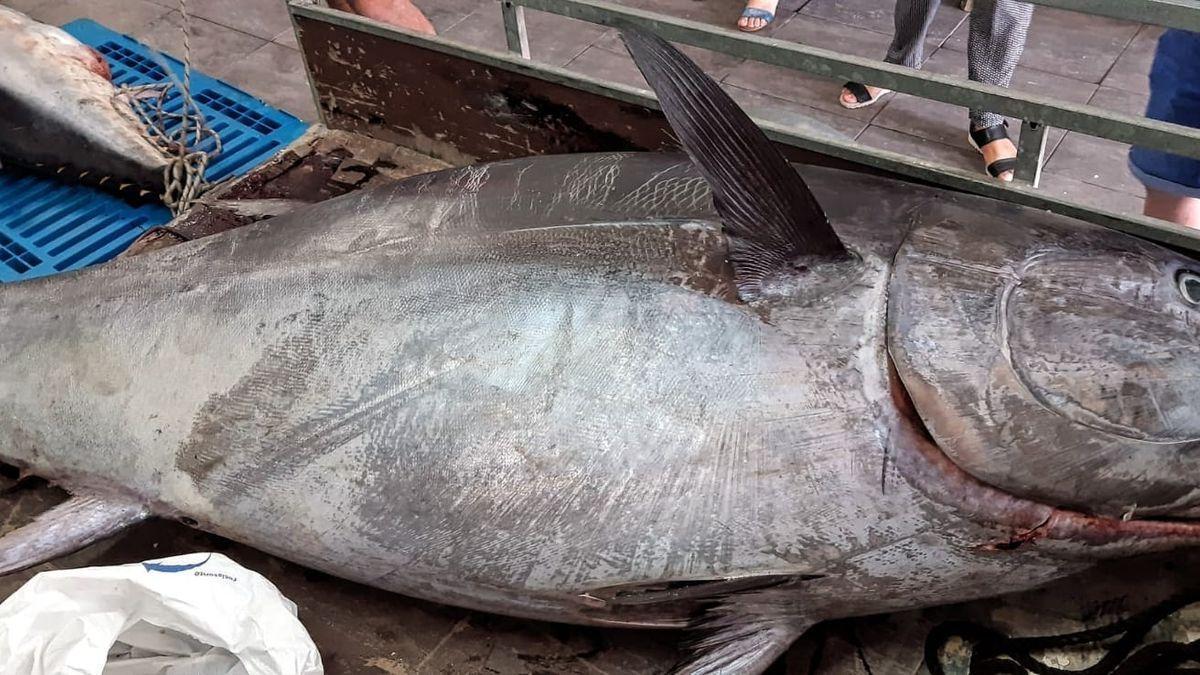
<box><xmin>839</xmin><ymin>81</ymin><xmax>891</xmax><ymax>110</ymax></box>
<box><xmin>737</xmin><ymin>6</ymin><xmax>775</xmax><ymax>32</ymax></box>
<box><xmin>968</xmin><ymin>121</ymin><xmax>1019</xmax><ymax>180</ymax></box>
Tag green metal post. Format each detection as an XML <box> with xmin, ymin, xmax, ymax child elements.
<box><xmin>1015</xmin><ymin>120</ymin><xmax>1049</xmax><ymax>188</ymax></box>
<box><xmin>501</xmin><ymin>1</ymin><xmax>531</xmax><ymax>58</ymax></box>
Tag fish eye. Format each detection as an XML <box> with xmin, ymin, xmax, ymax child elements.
<box><xmin>1179</xmin><ymin>270</ymin><xmax>1200</xmax><ymax>306</ymax></box>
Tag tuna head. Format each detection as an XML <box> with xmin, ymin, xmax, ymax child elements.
<box><xmin>889</xmin><ymin>201</ymin><xmax>1200</xmax><ymax>522</ymax></box>
<box><xmin>0</xmin><ymin>6</ymin><xmax>169</xmax><ymax>200</ymax></box>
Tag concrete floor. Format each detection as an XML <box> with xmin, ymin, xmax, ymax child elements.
<box><xmin>4</xmin><ymin>0</ymin><xmax>1161</xmax><ymax>217</ymax></box>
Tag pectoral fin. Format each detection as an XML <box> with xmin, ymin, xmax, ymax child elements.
<box><xmin>0</xmin><ymin>492</ymin><xmax>148</xmax><ymax>575</ymax></box>
<box><xmin>670</xmin><ymin>576</ymin><xmax>819</xmax><ymax>674</ymax></box>
<box><xmin>676</xmin><ymin>618</ymin><xmax>812</xmax><ymax>674</ymax></box>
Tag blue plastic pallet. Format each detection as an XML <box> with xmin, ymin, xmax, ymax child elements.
<box><xmin>0</xmin><ymin>19</ymin><xmax>309</xmax><ymax>283</ymax></box>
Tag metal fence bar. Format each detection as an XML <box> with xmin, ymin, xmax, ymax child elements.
<box><xmin>1023</xmin><ymin>0</ymin><xmax>1200</xmax><ymax>33</ymax></box>
<box><xmin>288</xmin><ymin>2</ymin><xmax>329</xmax><ymax>126</ymax></box>
<box><xmin>509</xmin><ymin>0</ymin><xmax>1200</xmax><ymax>161</ymax></box>
<box><xmin>501</xmin><ymin>1</ymin><xmax>531</xmax><ymax>58</ymax></box>
<box><xmin>1014</xmin><ymin>121</ymin><xmax>1048</xmax><ymax>187</ymax></box>
<box><xmin>288</xmin><ymin>2</ymin><xmax>1200</xmax><ymax>253</ymax></box>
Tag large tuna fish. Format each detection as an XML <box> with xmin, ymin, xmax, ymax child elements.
<box><xmin>1</xmin><ymin>28</ymin><xmax>1198</xmax><ymax>673</ymax></box>
<box><xmin>0</xmin><ymin>5</ymin><xmax>169</xmax><ymax>199</ymax></box>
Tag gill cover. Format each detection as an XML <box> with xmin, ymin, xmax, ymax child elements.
<box><xmin>888</xmin><ymin>199</ymin><xmax>1200</xmax><ymax>519</ymax></box>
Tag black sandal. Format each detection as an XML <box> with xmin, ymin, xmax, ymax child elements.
<box><xmin>968</xmin><ymin>121</ymin><xmax>1018</xmax><ymax>179</ymax></box>
<box><xmin>839</xmin><ymin>81</ymin><xmax>891</xmax><ymax>110</ymax></box>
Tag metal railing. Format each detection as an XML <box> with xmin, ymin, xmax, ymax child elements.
<box><xmin>1016</xmin><ymin>0</ymin><xmax>1200</xmax><ymax>32</ymax></box>
<box><xmin>287</xmin><ymin>0</ymin><xmax>1200</xmax><ymax>250</ymax></box>
<box><xmin>501</xmin><ymin>0</ymin><xmax>1200</xmax><ymax>188</ymax></box>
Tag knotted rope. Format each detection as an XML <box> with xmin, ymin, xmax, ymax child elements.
<box><xmin>115</xmin><ymin>0</ymin><xmax>222</xmax><ymax>216</ymax></box>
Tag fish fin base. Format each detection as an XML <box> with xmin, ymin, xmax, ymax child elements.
<box><xmin>619</xmin><ymin>26</ymin><xmax>847</xmax><ymax>300</ymax></box>
<box><xmin>0</xmin><ymin>491</ymin><xmax>148</xmax><ymax>575</ymax></box>
<box><xmin>673</xmin><ymin>618</ymin><xmax>811</xmax><ymax>675</ymax></box>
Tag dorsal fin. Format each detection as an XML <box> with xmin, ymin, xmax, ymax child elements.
<box><xmin>620</xmin><ymin>27</ymin><xmax>847</xmax><ymax>299</ymax></box>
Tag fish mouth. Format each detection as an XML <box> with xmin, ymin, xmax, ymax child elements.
<box><xmin>885</xmin><ymin>356</ymin><xmax>1200</xmax><ymax>557</ymax></box>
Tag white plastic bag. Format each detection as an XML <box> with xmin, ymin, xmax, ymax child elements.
<box><xmin>0</xmin><ymin>552</ymin><xmax>323</xmax><ymax>675</ymax></box>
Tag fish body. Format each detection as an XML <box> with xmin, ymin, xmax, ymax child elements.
<box><xmin>0</xmin><ymin>29</ymin><xmax>1197</xmax><ymax>672</ymax></box>
<box><xmin>0</xmin><ymin>6</ymin><xmax>168</xmax><ymax>198</ymax></box>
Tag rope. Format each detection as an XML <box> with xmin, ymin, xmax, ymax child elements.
<box><xmin>115</xmin><ymin>0</ymin><xmax>222</xmax><ymax>216</ymax></box>
<box><xmin>165</xmin><ymin>0</ymin><xmax>209</xmax><ymax>215</ymax></box>
<box><xmin>925</xmin><ymin>590</ymin><xmax>1200</xmax><ymax>675</ymax></box>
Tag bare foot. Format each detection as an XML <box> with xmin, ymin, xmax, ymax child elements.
<box><xmin>840</xmin><ymin>84</ymin><xmax>887</xmax><ymax>107</ymax></box>
<box><xmin>330</xmin><ymin>0</ymin><xmax>436</xmax><ymax>35</ymax></box>
<box><xmin>978</xmin><ymin>136</ymin><xmax>1017</xmax><ymax>182</ymax></box>
<box><xmin>737</xmin><ymin>0</ymin><xmax>778</xmax><ymax>31</ymax></box>
<box><xmin>1145</xmin><ymin>187</ymin><xmax>1200</xmax><ymax>228</ymax></box>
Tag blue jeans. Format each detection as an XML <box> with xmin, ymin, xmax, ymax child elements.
<box><xmin>1129</xmin><ymin>29</ymin><xmax>1200</xmax><ymax>199</ymax></box>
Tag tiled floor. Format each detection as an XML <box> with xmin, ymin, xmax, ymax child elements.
<box><xmin>6</xmin><ymin>0</ymin><xmax>1159</xmax><ymax>216</ymax></box>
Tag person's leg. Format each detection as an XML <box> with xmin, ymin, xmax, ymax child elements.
<box><xmin>1130</xmin><ymin>30</ymin><xmax>1200</xmax><ymax>228</ymax></box>
<box><xmin>329</xmin><ymin>0</ymin><xmax>435</xmax><ymax>35</ymax></box>
<box><xmin>966</xmin><ymin>0</ymin><xmax>1033</xmax><ymax>128</ymax></box>
<box><xmin>1145</xmin><ymin>188</ymin><xmax>1200</xmax><ymax>228</ymax></box>
<box><xmin>840</xmin><ymin>0</ymin><xmax>939</xmax><ymax>107</ymax></box>
<box><xmin>965</xmin><ymin>0</ymin><xmax>1034</xmax><ymax>181</ymax></box>
<box><xmin>885</xmin><ymin>0</ymin><xmax>942</xmax><ymax>68</ymax></box>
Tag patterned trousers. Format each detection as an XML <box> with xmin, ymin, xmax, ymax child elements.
<box><xmin>884</xmin><ymin>0</ymin><xmax>1034</xmax><ymax>129</ymax></box>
